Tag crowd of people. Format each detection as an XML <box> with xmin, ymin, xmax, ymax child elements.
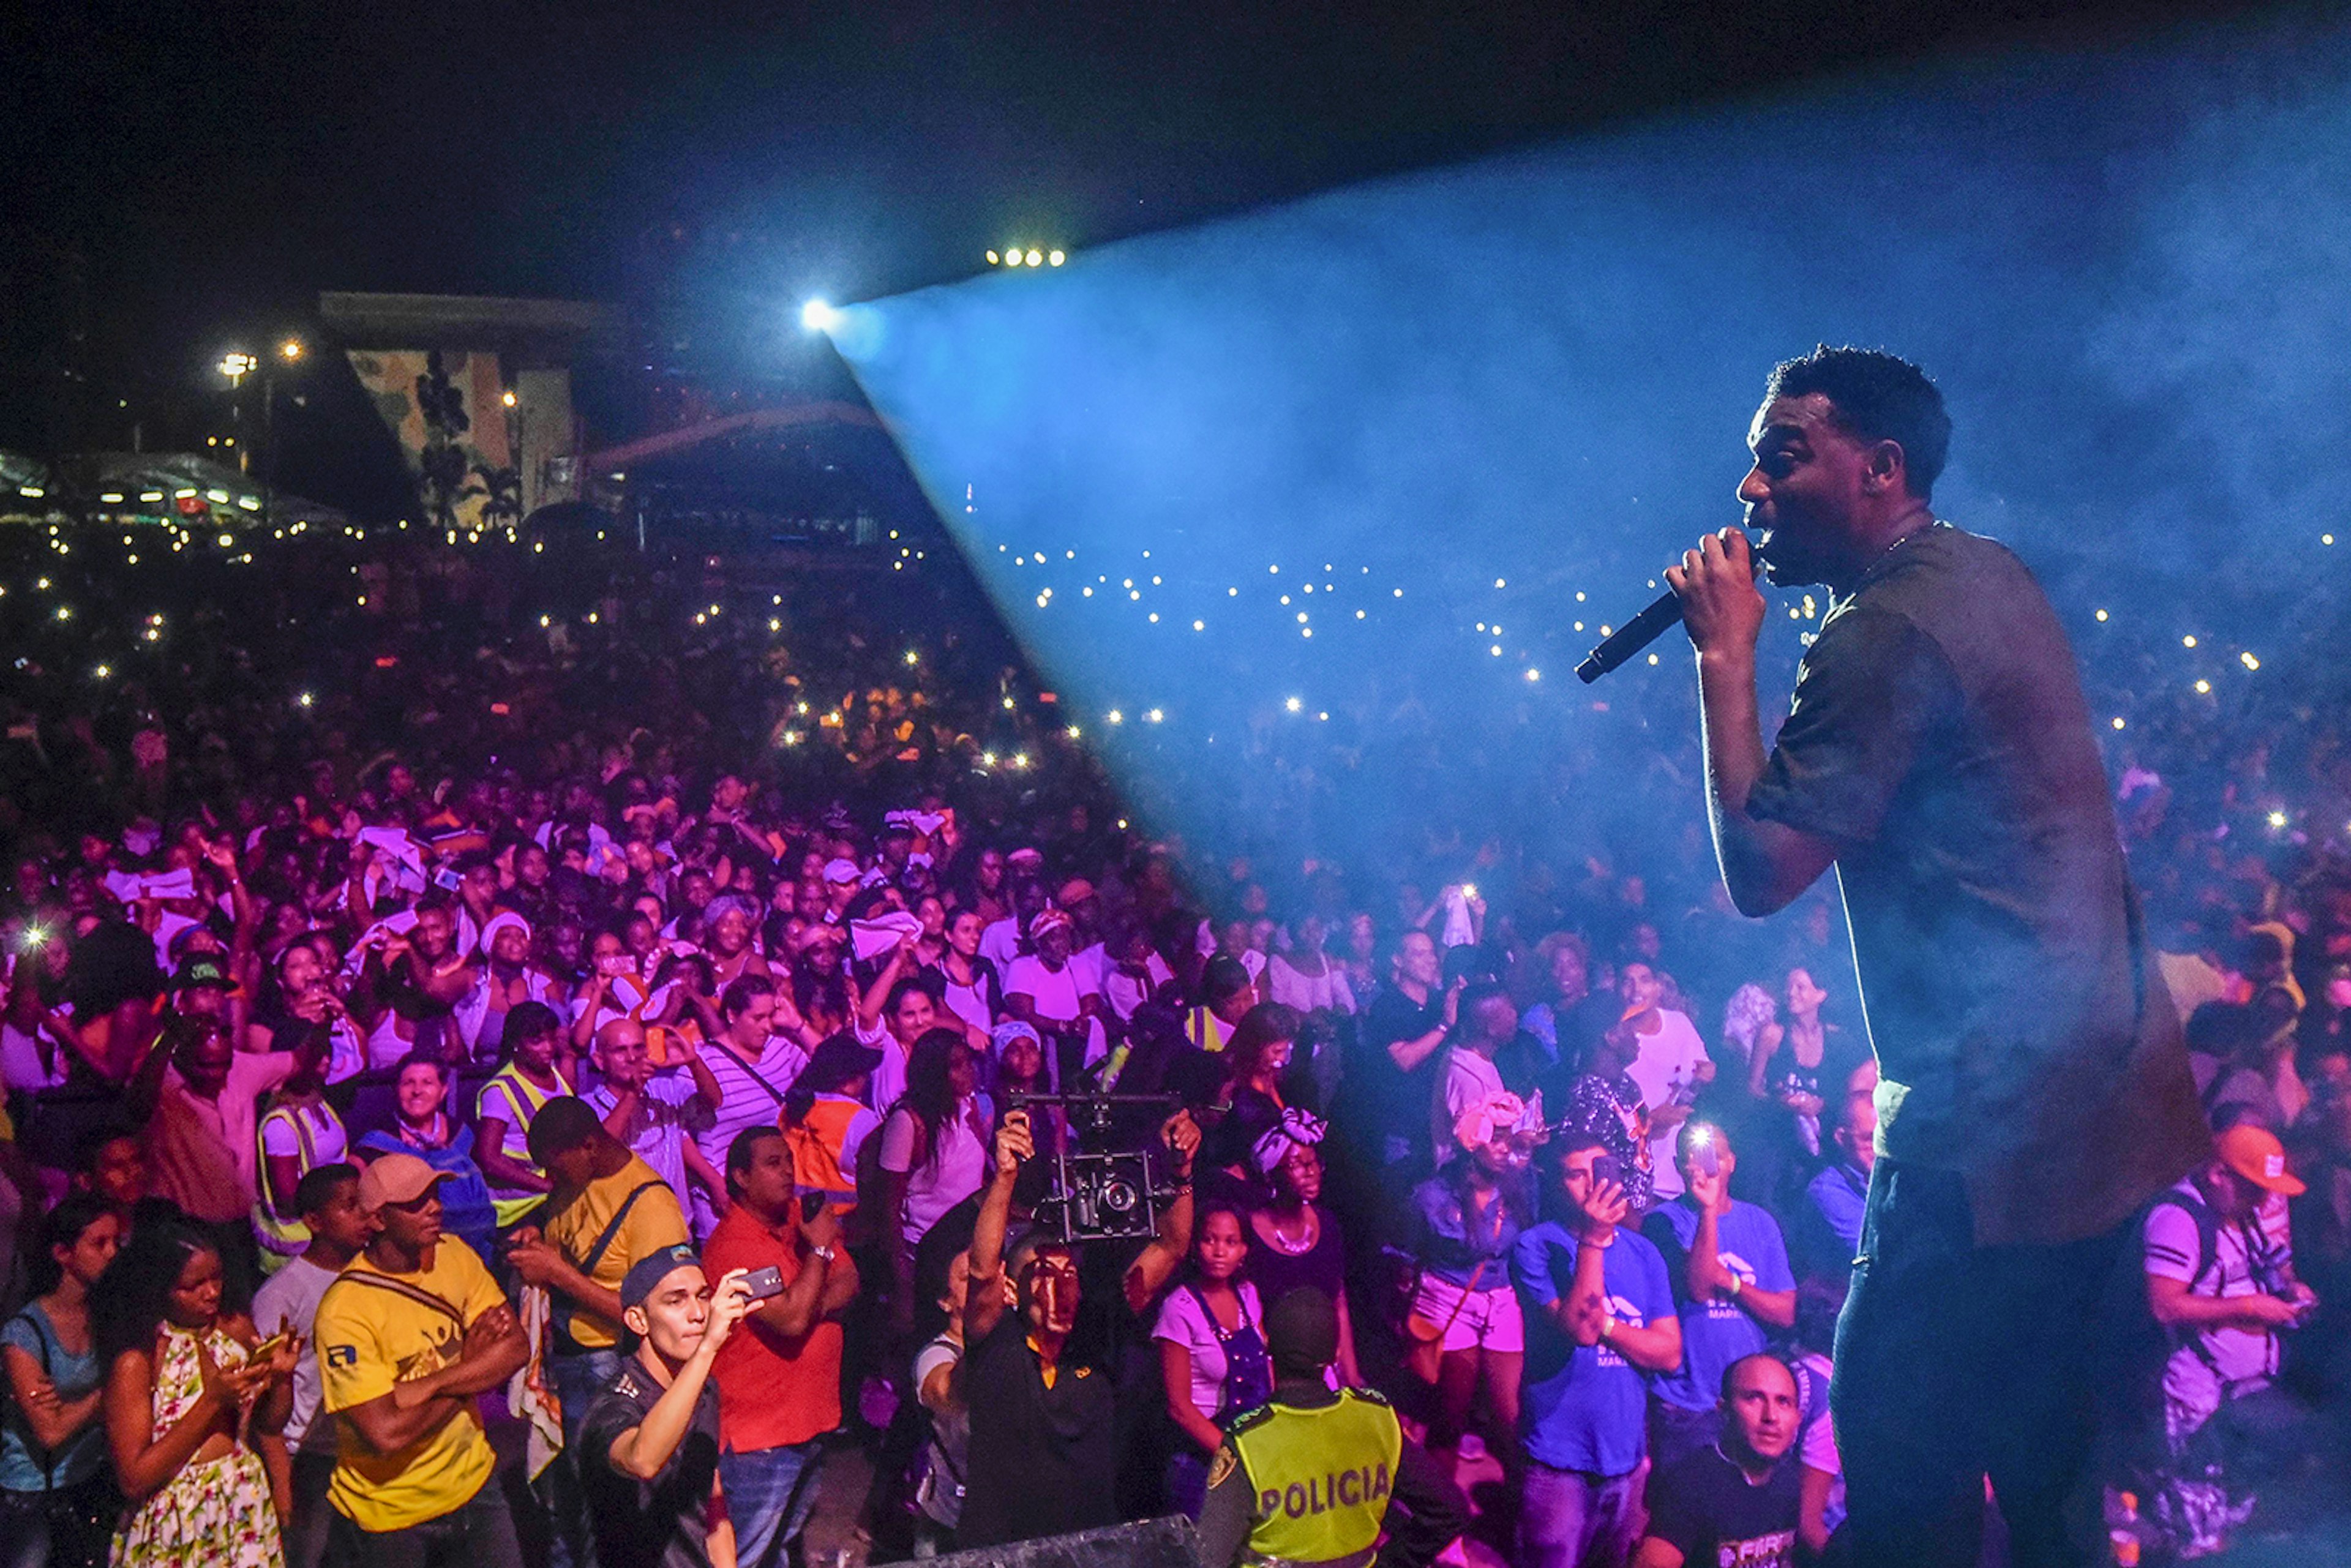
<box><xmin>0</xmin><ymin>516</ymin><xmax>2343</xmax><ymax>1568</ymax></box>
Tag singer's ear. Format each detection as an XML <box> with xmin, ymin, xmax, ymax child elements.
<box><xmin>1861</xmin><ymin>438</ymin><xmax>1909</xmax><ymax>495</ymax></box>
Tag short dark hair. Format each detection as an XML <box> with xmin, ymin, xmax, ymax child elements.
<box><xmin>501</xmin><ymin>1001</ymin><xmax>560</xmax><ymax>1056</ymax></box>
<box><xmin>725</xmin><ymin>1125</ymin><xmax>787</xmax><ymax>1198</ymax></box>
<box><xmin>1764</xmin><ymin>345</ymin><xmax>1951</xmax><ymax>501</ymax></box>
<box><xmin>720</xmin><ymin>974</ymin><xmax>776</xmax><ymax>1021</ymax></box>
<box><xmin>526</xmin><ymin>1095</ymin><xmax>606</xmax><ymax>1165</ymax></box>
<box><xmin>1201</xmin><ymin>955</ymin><xmax>1253</xmax><ymax>1008</ymax></box>
<box><xmin>1545</xmin><ymin>1131</ymin><xmax>1610</xmax><ymax>1169</ymax></box>
<box><xmin>294</xmin><ymin>1161</ymin><xmax>361</xmax><ymax>1218</ymax></box>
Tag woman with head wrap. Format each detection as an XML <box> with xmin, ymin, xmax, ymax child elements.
<box><xmin>1245</xmin><ymin>1109</ymin><xmax>1361</xmax><ymax>1386</ymax></box>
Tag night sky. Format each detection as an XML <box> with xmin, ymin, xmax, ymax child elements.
<box><xmin>15</xmin><ymin>0</ymin><xmax>2258</xmax><ymax>408</ymax></box>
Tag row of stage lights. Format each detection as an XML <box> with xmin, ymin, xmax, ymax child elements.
<box><xmin>987</xmin><ymin>247</ymin><xmax>1067</xmax><ymax>268</ymax></box>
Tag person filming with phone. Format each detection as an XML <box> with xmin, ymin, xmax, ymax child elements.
<box><xmin>579</xmin><ymin>1247</ymin><xmax>754</xmax><ymax>1568</ymax></box>
<box><xmin>1513</xmin><ymin>1136</ymin><xmax>1681</xmax><ymax>1568</ymax></box>
<box><xmin>1639</xmin><ymin>1121</ymin><xmax>1794</xmax><ymax>1476</ymax></box>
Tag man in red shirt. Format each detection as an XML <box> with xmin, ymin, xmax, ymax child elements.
<box><xmin>700</xmin><ymin>1127</ymin><xmax>860</xmax><ymax>1567</ymax></box>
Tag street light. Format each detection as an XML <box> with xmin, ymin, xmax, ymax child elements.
<box><xmin>279</xmin><ymin>339</ymin><xmax>304</xmax><ymax>362</ymax></box>
<box><xmin>219</xmin><ymin>352</ymin><xmax>257</xmax><ymax>385</ymax></box>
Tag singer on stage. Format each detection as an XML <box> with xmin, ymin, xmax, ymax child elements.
<box><xmin>1661</xmin><ymin>347</ymin><xmax>2210</xmax><ymax>1568</ymax></box>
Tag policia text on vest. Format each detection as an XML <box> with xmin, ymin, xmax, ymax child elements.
<box><xmin>1196</xmin><ymin>1387</ymin><xmax>1468</xmax><ymax>1568</ymax></box>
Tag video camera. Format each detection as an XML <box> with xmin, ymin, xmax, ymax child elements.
<box><xmin>1006</xmin><ymin>1090</ymin><xmax>1187</xmax><ymax>1245</ymax></box>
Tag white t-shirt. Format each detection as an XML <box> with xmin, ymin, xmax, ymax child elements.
<box><xmin>867</xmin><ymin>1034</ymin><xmax>909</xmax><ymax>1117</ymax></box>
<box><xmin>1103</xmin><ymin>954</ymin><xmax>1175</xmax><ymax>1022</ymax></box>
<box><xmin>877</xmin><ymin>1097</ymin><xmax>991</xmax><ymax>1245</ymax></box>
<box><xmin>258</xmin><ymin>1101</ymin><xmax>349</xmax><ymax>1169</ymax></box>
<box><xmin>913</xmin><ymin>1333</ymin><xmax>970</xmax><ymax>1528</ymax></box>
<box><xmin>1152</xmin><ymin>1280</ymin><xmax>1267</xmax><ymax>1423</ymax></box>
<box><xmin>0</xmin><ymin>1021</ymin><xmax>72</xmax><ymax>1097</ymax></box>
<box><xmin>251</xmin><ymin>1256</ymin><xmax>340</xmax><ymax>1452</ymax></box>
<box><xmin>1266</xmin><ymin>953</ymin><xmax>1354</xmax><ymax>1017</ymax></box>
<box><xmin>1623</xmin><ymin>1009</ymin><xmax>1709</xmax><ymax>1200</ymax></box>
<box><xmin>1002</xmin><ymin>956</ymin><xmax>1108</xmax><ymax>1078</ymax></box>
<box><xmin>2145</xmin><ymin>1180</ymin><xmax>2287</xmax><ymax>1399</ymax></box>
<box><xmin>696</xmin><ymin>1037</ymin><xmax>811</xmax><ymax>1162</ymax></box>
<box><xmin>978</xmin><ymin>918</ymin><xmax>1024</xmax><ymax>976</ymax></box>
<box><xmin>1002</xmin><ymin>955</ymin><xmax>1098</xmax><ymax>1024</ymax></box>
<box><xmin>1431</xmin><ymin>1048</ymin><xmax>1541</xmax><ymax>1163</ymax></box>
<box><xmin>585</xmin><ymin>1074</ymin><xmax>704</xmax><ymax>1202</ymax></box>
<box><xmin>936</xmin><ymin>967</ymin><xmax>997</xmax><ymax>1037</ymax></box>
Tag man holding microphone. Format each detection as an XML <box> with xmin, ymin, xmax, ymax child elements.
<box><xmin>1663</xmin><ymin>346</ymin><xmax>2208</xmax><ymax>1566</ymax></box>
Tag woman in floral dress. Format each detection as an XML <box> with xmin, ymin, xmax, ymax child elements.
<box><xmin>97</xmin><ymin>1220</ymin><xmax>298</xmax><ymax>1567</ymax></box>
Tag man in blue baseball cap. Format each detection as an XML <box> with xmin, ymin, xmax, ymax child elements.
<box><xmin>578</xmin><ymin>1245</ymin><xmax>754</xmax><ymax>1568</ymax></box>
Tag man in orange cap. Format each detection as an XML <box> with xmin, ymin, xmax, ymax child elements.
<box><xmin>315</xmin><ymin>1151</ymin><xmax>530</xmax><ymax>1565</ymax></box>
<box><xmin>2140</xmin><ymin>1122</ymin><xmax>2319</xmax><ymax>1556</ymax></box>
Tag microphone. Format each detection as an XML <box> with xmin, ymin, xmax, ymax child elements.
<box><xmin>1574</xmin><ymin>589</ymin><xmax>1682</xmax><ymax>683</ymax></box>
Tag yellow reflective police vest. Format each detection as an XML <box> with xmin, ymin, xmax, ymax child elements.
<box><xmin>1227</xmin><ymin>1388</ymin><xmax>1404</xmax><ymax>1567</ymax></box>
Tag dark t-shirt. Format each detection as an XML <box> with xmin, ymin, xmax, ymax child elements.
<box><xmin>1357</xmin><ymin>987</ymin><xmax>1447</xmax><ymax>1157</ymax></box>
<box><xmin>1248</xmin><ymin>1207</ymin><xmax>1347</xmax><ymax>1308</ymax></box>
<box><xmin>1644</xmin><ymin>1443</ymin><xmax>1801</xmax><ymax>1568</ymax></box>
<box><xmin>579</xmin><ymin>1360</ymin><xmax>722</xmax><ymax>1568</ymax></box>
<box><xmin>956</xmin><ymin>1312</ymin><xmax>1119</xmax><ymax>1548</ymax></box>
<box><xmin>1742</xmin><ymin>524</ymin><xmax>2207</xmax><ymax>1245</ymax></box>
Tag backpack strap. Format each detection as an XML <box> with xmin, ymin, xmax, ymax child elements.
<box><xmin>570</xmin><ymin>1181</ymin><xmax>664</xmax><ymax>1280</ymax></box>
<box><xmin>551</xmin><ymin>1180</ymin><xmax>664</xmax><ymax>1351</ymax></box>
<box><xmin>2150</xmin><ymin>1190</ymin><xmax>2229</xmax><ymax>1374</ymax></box>
<box><xmin>2151</xmin><ymin>1190</ymin><xmax>2221</xmax><ymax>1291</ymax></box>
<box><xmin>324</xmin><ymin>1269</ymin><xmax>468</xmax><ymax>1328</ymax></box>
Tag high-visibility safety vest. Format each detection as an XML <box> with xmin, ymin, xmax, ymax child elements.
<box><xmin>476</xmin><ymin>1063</ymin><xmax>571</xmax><ymax>1227</ymax></box>
<box><xmin>786</xmin><ymin>1094</ymin><xmax>866</xmax><ymax>1214</ymax></box>
<box><xmin>254</xmin><ymin>1100</ymin><xmax>348</xmax><ymax>1271</ymax></box>
<box><xmin>1187</xmin><ymin>1006</ymin><xmax>1237</xmax><ymax>1054</ymax></box>
<box><xmin>1226</xmin><ymin>1388</ymin><xmax>1403</xmax><ymax>1567</ymax></box>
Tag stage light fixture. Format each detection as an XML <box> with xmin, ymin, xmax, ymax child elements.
<box><xmin>801</xmin><ymin>299</ymin><xmax>840</xmax><ymax>332</ymax></box>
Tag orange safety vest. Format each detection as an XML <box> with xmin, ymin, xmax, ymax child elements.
<box><xmin>786</xmin><ymin>1094</ymin><xmax>865</xmax><ymax>1214</ymax></box>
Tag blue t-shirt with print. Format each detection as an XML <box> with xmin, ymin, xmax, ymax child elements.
<box><xmin>1642</xmin><ymin>1196</ymin><xmax>1794</xmax><ymax>1414</ymax></box>
<box><xmin>1512</xmin><ymin>1220</ymin><xmax>1674</xmax><ymax>1477</ymax></box>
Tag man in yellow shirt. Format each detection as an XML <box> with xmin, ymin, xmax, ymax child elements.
<box><xmin>506</xmin><ymin>1095</ymin><xmax>691</xmax><ymax>1568</ymax></box>
<box><xmin>316</xmin><ymin>1151</ymin><xmax>529</xmax><ymax>1566</ymax></box>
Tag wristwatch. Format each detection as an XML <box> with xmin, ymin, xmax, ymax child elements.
<box><xmin>1725</xmin><ymin>1274</ymin><xmax>1743</xmax><ymax>1299</ymax></box>
<box><xmin>811</xmin><ymin>1244</ymin><xmax>838</xmax><ymax>1263</ymax></box>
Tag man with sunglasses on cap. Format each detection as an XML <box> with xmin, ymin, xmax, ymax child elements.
<box><xmin>579</xmin><ymin>1245</ymin><xmax>754</xmax><ymax>1568</ymax></box>
<box><xmin>2140</xmin><ymin>1122</ymin><xmax>2320</xmax><ymax>1556</ymax></box>
<box><xmin>315</xmin><ymin>1151</ymin><xmax>529</xmax><ymax>1566</ymax></box>
<box><xmin>956</xmin><ymin>1108</ymin><xmax>1119</xmax><ymax>1548</ymax></box>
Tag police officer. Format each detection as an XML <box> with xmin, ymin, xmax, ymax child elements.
<box><xmin>1198</xmin><ymin>1288</ymin><xmax>1469</xmax><ymax>1568</ymax></box>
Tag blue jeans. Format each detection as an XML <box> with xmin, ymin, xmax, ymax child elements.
<box><xmin>541</xmin><ymin>1348</ymin><xmax>624</xmax><ymax>1568</ymax></box>
<box><xmin>1832</xmin><ymin>1157</ymin><xmax>2128</xmax><ymax>1568</ymax></box>
<box><xmin>718</xmin><ymin>1441</ymin><xmax>827</xmax><ymax>1568</ymax></box>
<box><xmin>328</xmin><ymin>1475</ymin><xmax>523</xmax><ymax>1568</ymax></box>
<box><xmin>1520</xmin><ymin>1463</ymin><xmax>1643</xmax><ymax>1568</ymax></box>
